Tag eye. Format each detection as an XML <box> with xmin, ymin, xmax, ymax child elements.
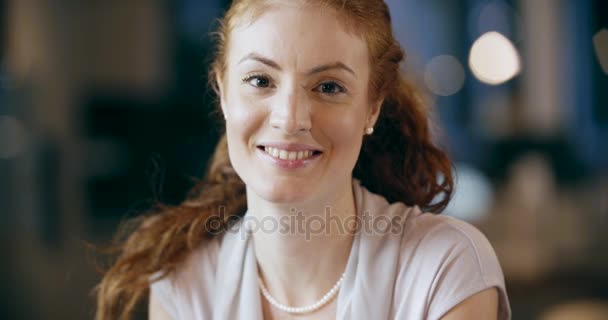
<box><xmin>314</xmin><ymin>81</ymin><xmax>346</xmax><ymax>95</ymax></box>
<box><xmin>242</xmin><ymin>74</ymin><xmax>271</xmax><ymax>88</ymax></box>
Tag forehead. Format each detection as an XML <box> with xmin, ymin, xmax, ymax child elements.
<box><xmin>227</xmin><ymin>5</ymin><xmax>369</xmax><ymax>73</ymax></box>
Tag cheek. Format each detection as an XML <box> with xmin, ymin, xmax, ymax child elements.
<box><xmin>320</xmin><ymin>111</ymin><xmax>365</xmax><ymax>157</ymax></box>
<box><xmin>224</xmin><ymin>96</ymin><xmax>268</xmax><ymax>181</ymax></box>
<box><xmin>225</xmin><ymin>91</ymin><xmax>268</xmax><ymax>147</ymax></box>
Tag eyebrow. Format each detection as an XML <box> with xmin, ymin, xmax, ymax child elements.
<box><xmin>238</xmin><ymin>52</ymin><xmax>357</xmax><ymax>78</ymax></box>
<box><xmin>238</xmin><ymin>52</ymin><xmax>282</xmax><ymax>70</ymax></box>
<box><xmin>307</xmin><ymin>62</ymin><xmax>356</xmax><ymax>78</ymax></box>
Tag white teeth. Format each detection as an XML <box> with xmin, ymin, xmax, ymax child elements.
<box><xmin>263</xmin><ymin>146</ymin><xmax>317</xmax><ymax>161</ymax></box>
<box><xmin>279</xmin><ymin>150</ymin><xmax>288</xmax><ymax>160</ymax></box>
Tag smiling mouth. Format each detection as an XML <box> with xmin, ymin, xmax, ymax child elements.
<box><xmin>257</xmin><ymin>146</ymin><xmax>322</xmax><ymax>161</ymax></box>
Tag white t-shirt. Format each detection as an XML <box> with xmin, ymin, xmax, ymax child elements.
<box><xmin>151</xmin><ymin>179</ymin><xmax>511</xmax><ymax>319</ymax></box>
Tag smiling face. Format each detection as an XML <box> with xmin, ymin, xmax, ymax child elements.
<box><xmin>218</xmin><ymin>3</ymin><xmax>381</xmax><ymax>205</ymax></box>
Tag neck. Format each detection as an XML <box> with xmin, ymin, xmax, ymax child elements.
<box><xmin>247</xmin><ymin>179</ymin><xmax>356</xmax><ymax>308</ymax></box>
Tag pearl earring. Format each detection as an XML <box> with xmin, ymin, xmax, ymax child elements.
<box><xmin>365</xmin><ymin>127</ymin><xmax>374</xmax><ymax>135</ymax></box>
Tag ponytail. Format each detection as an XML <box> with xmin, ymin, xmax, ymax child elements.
<box><xmin>355</xmin><ymin>76</ymin><xmax>453</xmax><ymax>213</ymax></box>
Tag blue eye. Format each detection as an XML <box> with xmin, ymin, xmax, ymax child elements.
<box><xmin>316</xmin><ymin>81</ymin><xmax>346</xmax><ymax>95</ymax></box>
<box><xmin>243</xmin><ymin>74</ymin><xmax>271</xmax><ymax>88</ymax></box>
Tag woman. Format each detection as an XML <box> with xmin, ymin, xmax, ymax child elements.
<box><xmin>96</xmin><ymin>0</ymin><xmax>511</xmax><ymax>319</ymax></box>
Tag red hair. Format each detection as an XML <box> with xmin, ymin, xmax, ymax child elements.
<box><xmin>95</xmin><ymin>1</ymin><xmax>453</xmax><ymax>319</ymax></box>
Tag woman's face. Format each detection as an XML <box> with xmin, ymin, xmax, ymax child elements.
<box><xmin>219</xmin><ymin>4</ymin><xmax>380</xmax><ymax>204</ymax></box>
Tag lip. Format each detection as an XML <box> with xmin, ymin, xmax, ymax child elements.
<box><xmin>256</xmin><ymin>145</ymin><xmax>322</xmax><ymax>169</ymax></box>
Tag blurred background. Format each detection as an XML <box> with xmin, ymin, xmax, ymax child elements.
<box><xmin>0</xmin><ymin>0</ymin><xmax>606</xmax><ymax>319</ymax></box>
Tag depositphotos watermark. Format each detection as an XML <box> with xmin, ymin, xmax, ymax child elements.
<box><xmin>205</xmin><ymin>206</ymin><xmax>406</xmax><ymax>240</ymax></box>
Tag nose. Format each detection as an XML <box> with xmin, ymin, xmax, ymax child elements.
<box><xmin>269</xmin><ymin>85</ymin><xmax>312</xmax><ymax>134</ymax></box>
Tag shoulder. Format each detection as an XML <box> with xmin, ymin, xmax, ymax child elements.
<box><xmin>401</xmin><ymin>213</ymin><xmax>501</xmax><ymax>271</ymax></box>
<box><xmin>149</xmin><ymin>235</ymin><xmax>222</xmax><ymax>319</ymax></box>
<box><xmin>355</xmin><ymin>180</ymin><xmax>506</xmax><ymax>290</ymax></box>
<box><xmin>392</xmin><ymin>212</ymin><xmax>511</xmax><ymax>319</ymax></box>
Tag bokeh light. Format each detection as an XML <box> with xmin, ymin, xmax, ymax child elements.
<box><xmin>469</xmin><ymin>31</ymin><xmax>521</xmax><ymax>85</ymax></box>
<box><xmin>444</xmin><ymin>164</ymin><xmax>494</xmax><ymax>223</ymax></box>
<box><xmin>424</xmin><ymin>55</ymin><xmax>466</xmax><ymax>96</ymax></box>
<box><xmin>593</xmin><ymin>28</ymin><xmax>608</xmax><ymax>75</ymax></box>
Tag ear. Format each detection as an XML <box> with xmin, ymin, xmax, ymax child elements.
<box><xmin>367</xmin><ymin>96</ymin><xmax>384</xmax><ymax>128</ymax></box>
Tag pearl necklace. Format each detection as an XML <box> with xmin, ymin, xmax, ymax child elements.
<box><xmin>258</xmin><ymin>272</ymin><xmax>346</xmax><ymax>314</ymax></box>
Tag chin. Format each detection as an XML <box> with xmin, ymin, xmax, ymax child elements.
<box><xmin>253</xmin><ymin>182</ymin><xmax>314</xmax><ymax>204</ymax></box>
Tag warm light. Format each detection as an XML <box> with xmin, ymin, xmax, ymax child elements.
<box><xmin>424</xmin><ymin>55</ymin><xmax>466</xmax><ymax>96</ymax></box>
<box><xmin>593</xmin><ymin>28</ymin><xmax>608</xmax><ymax>75</ymax></box>
<box><xmin>469</xmin><ymin>31</ymin><xmax>521</xmax><ymax>85</ymax></box>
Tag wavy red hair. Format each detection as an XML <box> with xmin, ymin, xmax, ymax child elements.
<box><xmin>94</xmin><ymin>1</ymin><xmax>453</xmax><ymax>319</ymax></box>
